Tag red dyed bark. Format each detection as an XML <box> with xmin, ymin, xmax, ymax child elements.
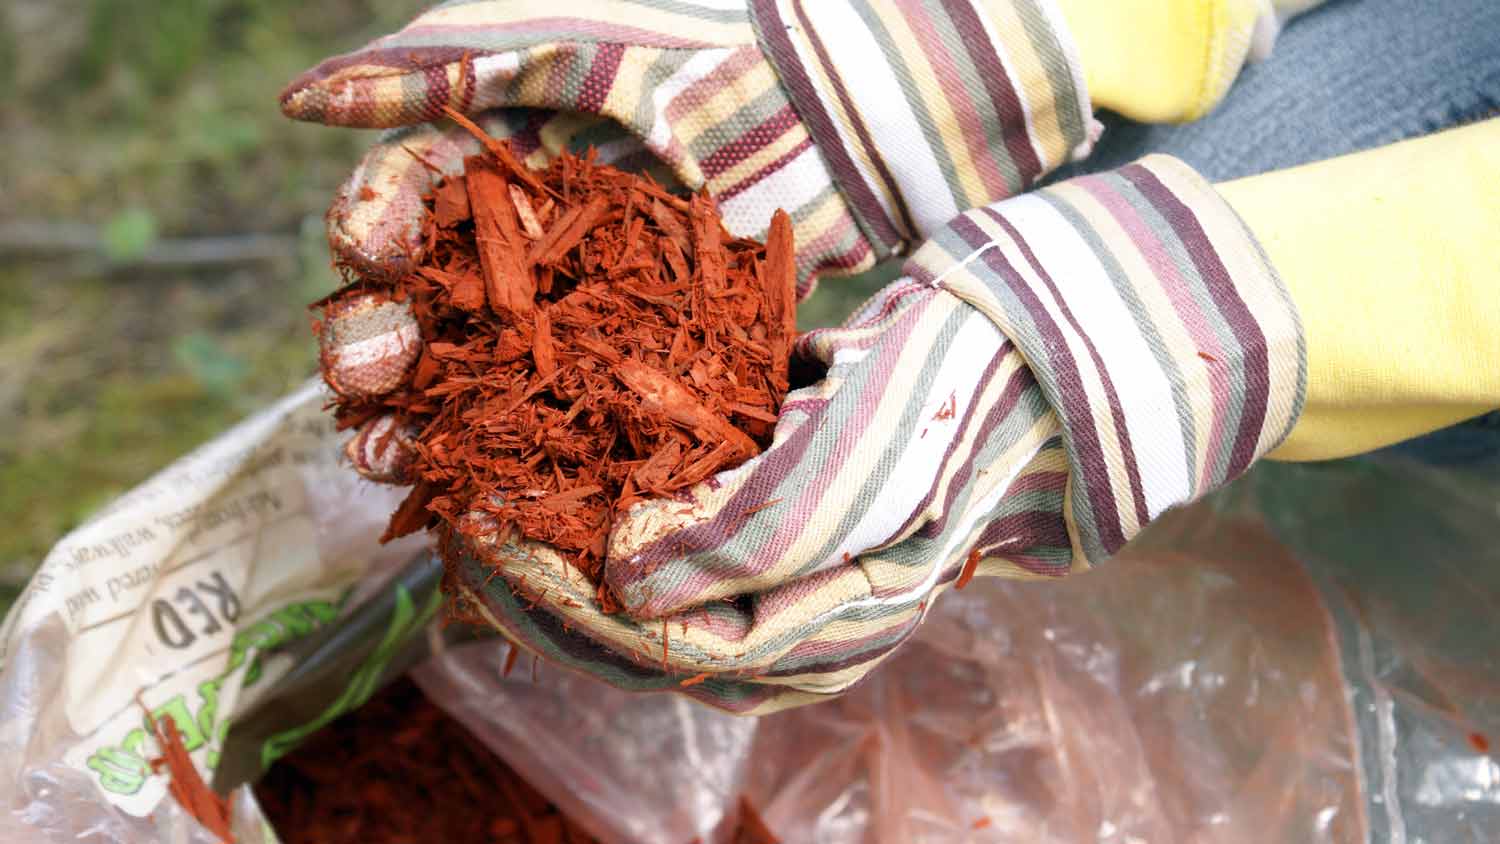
<box><xmin>317</xmin><ymin>115</ymin><xmax>797</xmax><ymax>591</ymax></box>
<box><xmin>146</xmin><ymin>706</ymin><xmax>234</xmax><ymax>843</ymax></box>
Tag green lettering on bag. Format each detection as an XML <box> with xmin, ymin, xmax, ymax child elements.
<box><xmin>82</xmin><ymin>596</ymin><xmax>340</xmax><ymax>796</ymax></box>
<box><xmin>258</xmin><ymin>584</ymin><xmax>441</xmax><ymax>770</ymax></box>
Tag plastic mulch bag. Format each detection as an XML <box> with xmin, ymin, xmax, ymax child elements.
<box><xmin>417</xmin><ymin>497</ymin><xmax>1363</xmax><ymax>843</ymax></box>
<box><xmin>2</xmin><ymin>381</ymin><xmax>1497</xmax><ymax>842</ymax></box>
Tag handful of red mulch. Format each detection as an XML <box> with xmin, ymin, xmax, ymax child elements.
<box><xmin>317</xmin><ymin>110</ymin><xmax>796</xmax><ymax>603</ymax></box>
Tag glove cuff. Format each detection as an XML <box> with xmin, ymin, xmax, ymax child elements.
<box><xmin>909</xmin><ymin>155</ymin><xmax>1305</xmax><ymax>563</ymax></box>
<box><xmin>749</xmin><ymin>0</ymin><xmax>1096</xmax><ymax>257</ymax></box>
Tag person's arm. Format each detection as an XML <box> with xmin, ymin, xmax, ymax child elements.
<box><xmin>1219</xmin><ymin>118</ymin><xmax>1500</xmax><ymax>460</ymax></box>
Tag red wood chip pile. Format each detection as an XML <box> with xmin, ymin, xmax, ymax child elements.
<box><xmin>317</xmin><ymin>111</ymin><xmax>796</xmax><ymax>599</ymax></box>
<box><xmin>255</xmin><ymin>677</ymin><xmax>780</xmax><ymax>844</ymax></box>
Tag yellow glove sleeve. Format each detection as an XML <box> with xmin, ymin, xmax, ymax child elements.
<box><xmin>1218</xmin><ymin>118</ymin><xmax>1500</xmax><ymax>461</ymax></box>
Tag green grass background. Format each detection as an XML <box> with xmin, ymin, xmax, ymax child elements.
<box><xmin>0</xmin><ymin>0</ymin><xmax>889</xmax><ymax>615</ymax></box>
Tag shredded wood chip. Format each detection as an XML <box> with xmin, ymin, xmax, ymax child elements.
<box><xmin>318</xmin><ymin>118</ymin><xmax>796</xmax><ymax>592</ymax></box>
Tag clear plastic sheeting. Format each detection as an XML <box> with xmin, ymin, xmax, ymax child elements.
<box><xmin>2</xmin><ymin>377</ymin><xmax>1498</xmax><ymax>843</ymax></box>
<box><xmin>1253</xmin><ymin>458</ymin><xmax>1500</xmax><ymax>842</ymax></box>
<box><xmin>420</xmin><ymin>502</ymin><xmax>1363</xmax><ymax>844</ymax></box>
<box><xmin>415</xmin><ymin>644</ymin><xmax>759</xmax><ymax>844</ymax></box>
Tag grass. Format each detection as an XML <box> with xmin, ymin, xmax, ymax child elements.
<box><xmin>0</xmin><ymin>0</ymin><xmax>892</xmax><ymax>615</ymax></box>
<box><xmin>0</xmin><ymin>0</ymin><xmax>418</xmax><ymax>605</ymax></box>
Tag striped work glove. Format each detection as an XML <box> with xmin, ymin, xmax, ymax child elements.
<box><xmin>282</xmin><ymin>0</ymin><xmax>1097</xmax><ymax>292</ymax></box>
<box><xmin>449</xmin><ymin>155</ymin><xmax>1304</xmax><ymax>713</ymax></box>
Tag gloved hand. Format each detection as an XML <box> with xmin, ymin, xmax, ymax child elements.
<box><xmin>442</xmin><ymin>155</ymin><xmax>1303</xmax><ymax>713</ymax></box>
<box><xmin>290</xmin><ymin>3</ymin><xmax>1307</xmax><ymax>713</ymax></box>
<box><xmin>283</xmin><ymin>0</ymin><xmax>1097</xmax><ymax>291</ymax></box>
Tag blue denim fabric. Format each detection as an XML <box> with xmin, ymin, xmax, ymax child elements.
<box><xmin>1060</xmin><ymin>0</ymin><xmax>1500</xmax><ymax>465</ymax></box>
<box><xmin>1065</xmin><ymin>0</ymin><xmax>1500</xmax><ymax>179</ymax></box>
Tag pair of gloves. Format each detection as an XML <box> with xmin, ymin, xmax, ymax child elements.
<box><xmin>285</xmin><ymin>0</ymin><xmax>1304</xmax><ymax>712</ymax></box>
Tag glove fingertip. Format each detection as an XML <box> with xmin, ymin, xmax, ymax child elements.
<box><xmin>325</xmin><ymin>181</ymin><xmax>420</xmax><ymax>285</ymax></box>
<box><xmin>279</xmin><ymin>59</ymin><xmax>366</xmax><ymax>124</ymax></box>
<box><xmin>278</xmin><ymin>53</ymin><xmax>391</xmax><ymax>126</ymax></box>
<box><xmin>280</xmin><ymin>47</ymin><xmax>474</xmax><ymax>128</ymax></box>
<box><xmin>345</xmin><ymin>414</ymin><xmax>419</xmax><ymax>484</ymax></box>
<box><xmin>326</xmin><ymin>125</ymin><xmax>465</xmax><ymax>284</ymax></box>
<box><xmin>318</xmin><ymin>292</ymin><xmax>421</xmax><ymax>400</ymax></box>
<box><xmin>278</xmin><ymin>74</ymin><xmax>322</xmax><ymax>123</ymax></box>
